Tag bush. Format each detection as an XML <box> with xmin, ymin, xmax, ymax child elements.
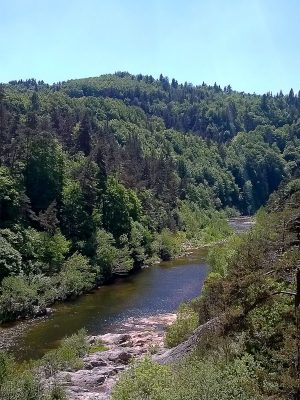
<box><xmin>0</xmin><ymin>351</ymin><xmax>66</xmax><ymax>400</ymax></box>
<box><xmin>0</xmin><ymin>330</ymin><xmax>89</xmax><ymax>399</ymax></box>
<box><xmin>157</xmin><ymin>229</ymin><xmax>184</xmax><ymax>261</ymax></box>
<box><xmin>94</xmin><ymin>229</ymin><xmax>134</xmax><ymax>278</ymax></box>
<box><xmin>58</xmin><ymin>252</ymin><xmax>95</xmax><ymax>299</ymax></box>
<box><xmin>207</xmin><ymin>234</ymin><xmax>242</xmax><ymax>277</ymax></box>
<box><xmin>111</xmin><ymin>354</ymin><xmax>263</xmax><ymax>400</ymax></box>
<box><xmin>165</xmin><ymin>303</ymin><xmax>198</xmax><ymax>347</ymax></box>
<box><xmin>41</xmin><ymin>329</ymin><xmax>88</xmax><ymax>374</ymax></box>
<box><xmin>111</xmin><ymin>357</ymin><xmax>172</xmax><ymax>400</ymax></box>
<box><xmin>0</xmin><ymin>166</ymin><xmax>22</xmax><ymax>225</ymax></box>
<box><xmin>0</xmin><ymin>352</ymin><xmax>66</xmax><ymax>400</ymax></box>
<box><xmin>0</xmin><ymin>352</ymin><xmax>15</xmax><ymax>386</ymax></box>
<box><xmin>94</xmin><ymin>229</ymin><xmax>118</xmax><ymax>280</ymax></box>
<box><xmin>0</xmin><ymin>235</ymin><xmax>22</xmax><ymax>280</ymax></box>
<box><xmin>89</xmin><ymin>339</ymin><xmax>108</xmax><ymax>353</ymax></box>
<box><xmin>38</xmin><ymin>231</ymin><xmax>70</xmax><ymax>274</ymax></box>
<box><xmin>0</xmin><ymin>368</ymin><xmax>43</xmax><ymax>400</ymax></box>
<box><xmin>199</xmin><ymin>215</ymin><xmax>233</xmax><ymax>243</ymax></box>
<box><xmin>0</xmin><ymin>276</ymin><xmax>38</xmax><ymax>322</ymax></box>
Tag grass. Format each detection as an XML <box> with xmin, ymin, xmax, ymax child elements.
<box><xmin>89</xmin><ymin>340</ymin><xmax>108</xmax><ymax>354</ymax></box>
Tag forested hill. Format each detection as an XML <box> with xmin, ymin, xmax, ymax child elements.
<box><xmin>0</xmin><ymin>72</ymin><xmax>300</xmax><ymax>322</ymax></box>
<box><xmin>3</xmin><ymin>73</ymin><xmax>300</xmax><ymax>213</ymax></box>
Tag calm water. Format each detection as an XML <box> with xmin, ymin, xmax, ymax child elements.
<box><xmin>1</xmin><ymin>217</ymin><xmax>252</xmax><ymax>361</ymax></box>
<box><xmin>5</xmin><ymin>248</ymin><xmax>209</xmax><ymax>360</ymax></box>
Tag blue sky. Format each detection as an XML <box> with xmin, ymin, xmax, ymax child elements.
<box><xmin>1</xmin><ymin>0</ymin><xmax>299</xmax><ymax>94</ymax></box>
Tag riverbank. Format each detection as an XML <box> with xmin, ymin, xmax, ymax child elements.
<box><xmin>1</xmin><ymin>247</ymin><xmax>208</xmax><ymax>360</ymax></box>
<box><xmin>0</xmin><ymin>217</ymin><xmax>253</xmax><ymax>360</ymax></box>
<box><xmin>47</xmin><ymin>313</ymin><xmax>176</xmax><ymax>400</ymax></box>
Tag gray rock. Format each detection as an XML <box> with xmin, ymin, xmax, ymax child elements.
<box><xmin>46</xmin><ymin>313</ymin><xmax>177</xmax><ymax>399</ymax></box>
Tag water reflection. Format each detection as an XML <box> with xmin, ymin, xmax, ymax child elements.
<box><xmin>10</xmin><ymin>248</ymin><xmax>208</xmax><ymax>360</ymax></box>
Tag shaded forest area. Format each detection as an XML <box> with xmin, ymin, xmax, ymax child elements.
<box><xmin>0</xmin><ymin>72</ymin><xmax>300</xmax><ymax>322</ymax></box>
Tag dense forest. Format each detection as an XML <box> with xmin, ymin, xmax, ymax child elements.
<box><xmin>1</xmin><ymin>72</ymin><xmax>300</xmax><ymax>322</ymax></box>
<box><xmin>111</xmin><ymin>176</ymin><xmax>300</xmax><ymax>400</ymax></box>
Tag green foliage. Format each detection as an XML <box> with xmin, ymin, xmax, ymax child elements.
<box><xmin>111</xmin><ymin>357</ymin><xmax>172</xmax><ymax>400</ymax></box>
<box><xmin>129</xmin><ymin>220</ymin><xmax>153</xmax><ymax>266</ymax></box>
<box><xmin>3</xmin><ymin>74</ymin><xmax>300</xmax><ymax>397</ymax></box>
<box><xmin>178</xmin><ymin>200</ymin><xmax>210</xmax><ymax>240</ymax></box>
<box><xmin>61</xmin><ymin>179</ymin><xmax>90</xmax><ymax>241</ymax></box>
<box><xmin>194</xmin><ymin>178</ymin><xmax>300</xmax><ymax>398</ymax></box>
<box><xmin>199</xmin><ymin>216</ymin><xmax>233</xmax><ymax>243</ymax></box>
<box><xmin>41</xmin><ymin>329</ymin><xmax>88</xmax><ymax>373</ymax></box>
<box><xmin>94</xmin><ymin>229</ymin><xmax>118</xmax><ymax>280</ymax></box>
<box><xmin>178</xmin><ymin>202</ymin><xmax>233</xmax><ymax>243</ymax></box>
<box><xmin>0</xmin><ymin>251</ymin><xmax>96</xmax><ymax>322</ymax></box>
<box><xmin>207</xmin><ymin>234</ymin><xmax>242</xmax><ymax>277</ymax></box>
<box><xmin>0</xmin><ymin>330</ymin><xmax>89</xmax><ymax>399</ymax></box>
<box><xmin>0</xmin><ymin>167</ymin><xmax>22</xmax><ymax>225</ymax></box>
<box><xmin>111</xmin><ymin>354</ymin><xmax>262</xmax><ymax>400</ymax></box>
<box><xmin>94</xmin><ymin>229</ymin><xmax>134</xmax><ymax>278</ymax></box>
<box><xmin>89</xmin><ymin>339</ymin><xmax>108</xmax><ymax>353</ymax></box>
<box><xmin>156</xmin><ymin>228</ymin><xmax>185</xmax><ymax>260</ymax></box>
<box><xmin>37</xmin><ymin>231</ymin><xmax>70</xmax><ymax>274</ymax></box>
<box><xmin>58</xmin><ymin>252</ymin><xmax>95</xmax><ymax>299</ymax></box>
<box><xmin>24</xmin><ymin>134</ymin><xmax>64</xmax><ymax>212</ymax></box>
<box><xmin>0</xmin><ymin>368</ymin><xmax>44</xmax><ymax>400</ymax></box>
<box><xmin>1</xmin><ymin>73</ymin><xmax>299</xmax><ymax>323</ymax></box>
<box><xmin>0</xmin><ymin>352</ymin><xmax>15</xmax><ymax>386</ymax></box>
<box><xmin>0</xmin><ymin>276</ymin><xmax>38</xmax><ymax>322</ymax></box>
<box><xmin>165</xmin><ymin>303</ymin><xmax>198</xmax><ymax>347</ymax></box>
<box><xmin>0</xmin><ymin>234</ymin><xmax>22</xmax><ymax>280</ymax></box>
<box><xmin>102</xmin><ymin>177</ymin><xmax>141</xmax><ymax>239</ymax></box>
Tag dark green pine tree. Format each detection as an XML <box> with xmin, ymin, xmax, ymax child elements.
<box><xmin>0</xmin><ymin>85</ymin><xmax>7</xmax><ymax>159</ymax></box>
<box><xmin>77</xmin><ymin>113</ymin><xmax>92</xmax><ymax>156</ymax></box>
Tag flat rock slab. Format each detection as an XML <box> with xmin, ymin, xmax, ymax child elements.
<box><xmin>53</xmin><ymin>313</ymin><xmax>176</xmax><ymax>400</ymax></box>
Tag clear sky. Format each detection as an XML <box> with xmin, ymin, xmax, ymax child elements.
<box><xmin>1</xmin><ymin>0</ymin><xmax>300</xmax><ymax>94</ymax></box>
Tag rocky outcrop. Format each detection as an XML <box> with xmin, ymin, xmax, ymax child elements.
<box><xmin>54</xmin><ymin>313</ymin><xmax>176</xmax><ymax>400</ymax></box>
<box><xmin>55</xmin><ymin>315</ymin><xmax>223</xmax><ymax>399</ymax></box>
<box><xmin>154</xmin><ymin>316</ymin><xmax>222</xmax><ymax>365</ymax></box>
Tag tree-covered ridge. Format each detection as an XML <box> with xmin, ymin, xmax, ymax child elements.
<box><xmin>0</xmin><ymin>72</ymin><xmax>299</xmax><ymax>322</ymax></box>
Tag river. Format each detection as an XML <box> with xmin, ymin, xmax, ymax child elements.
<box><xmin>0</xmin><ymin>217</ymin><xmax>252</xmax><ymax>361</ymax></box>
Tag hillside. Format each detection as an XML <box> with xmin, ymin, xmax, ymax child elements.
<box><xmin>0</xmin><ymin>73</ymin><xmax>300</xmax><ymax>322</ymax></box>
<box><xmin>111</xmin><ymin>176</ymin><xmax>300</xmax><ymax>400</ymax></box>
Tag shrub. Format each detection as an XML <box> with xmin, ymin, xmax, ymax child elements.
<box><xmin>165</xmin><ymin>303</ymin><xmax>198</xmax><ymax>347</ymax></box>
<box><xmin>199</xmin><ymin>215</ymin><xmax>233</xmax><ymax>243</ymax></box>
<box><xmin>0</xmin><ymin>352</ymin><xmax>66</xmax><ymax>400</ymax></box>
<box><xmin>38</xmin><ymin>231</ymin><xmax>70</xmax><ymax>274</ymax></box>
<box><xmin>58</xmin><ymin>252</ymin><xmax>95</xmax><ymax>299</ymax></box>
<box><xmin>157</xmin><ymin>229</ymin><xmax>184</xmax><ymax>261</ymax></box>
<box><xmin>0</xmin><ymin>235</ymin><xmax>22</xmax><ymax>280</ymax></box>
<box><xmin>207</xmin><ymin>234</ymin><xmax>241</xmax><ymax>277</ymax></box>
<box><xmin>0</xmin><ymin>352</ymin><xmax>15</xmax><ymax>386</ymax></box>
<box><xmin>111</xmin><ymin>354</ymin><xmax>263</xmax><ymax>400</ymax></box>
<box><xmin>41</xmin><ymin>329</ymin><xmax>88</xmax><ymax>374</ymax></box>
<box><xmin>0</xmin><ymin>276</ymin><xmax>38</xmax><ymax>322</ymax></box>
<box><xmin>89</xmin><ymin>339</ymin><xmax>108</xmax><ymax>353</ymax></box>
<box><xmin>94</xmin><ymin>229</ymin><xmax>134</xmax><ymax>278</ymax></box>
<box><xmin>111</xmin><ymin>357</ymin><xmax>172</xmax><ymax>400</ymax></box>
<box><xmin>94</xmin><ymin>229</ymin><xmax>118</xmax><ymax>280</ymax></box>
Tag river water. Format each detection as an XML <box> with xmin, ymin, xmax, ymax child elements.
<box><xmin>0</xmin><ymin>218</ymin><xmax>252</xmax><ymax>361</ymax></box>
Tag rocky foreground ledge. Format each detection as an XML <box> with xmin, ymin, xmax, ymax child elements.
<box><xmin>51</xmin><ymin>313</ymin><xmax>176</xmax><ymax>400</ymax></box>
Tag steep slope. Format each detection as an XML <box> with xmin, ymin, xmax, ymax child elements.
<box><xmin>111</xmin><ymin>177</ymin><xmax>300</xmax><ymax>400</ymax></box>
<box><xmin>0</xmin><ymin>73</ymin><xmax>299</xmax><ymax>323</ymax></box>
